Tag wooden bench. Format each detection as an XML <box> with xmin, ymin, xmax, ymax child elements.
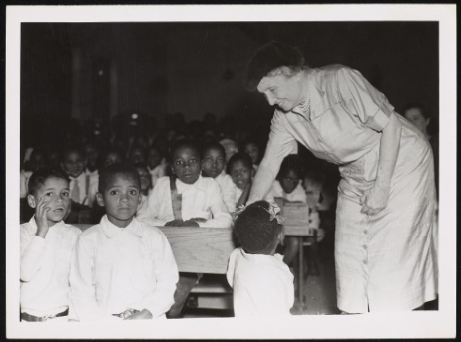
<box><xmin>75</xmin><ymin>224</ymin><xmax>237</xmax><ymax>311</ymax></box>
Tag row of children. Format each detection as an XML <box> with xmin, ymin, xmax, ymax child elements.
<box><xmin>20</xmin><ymin>138</ymin><xmax>337</xmax><ymax>320</ymax></box>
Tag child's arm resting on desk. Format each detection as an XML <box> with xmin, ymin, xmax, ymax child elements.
<box><xmin>129</xmin><ymin>232</ymin><xmax>179</xmax><ymax>319</ymax></box>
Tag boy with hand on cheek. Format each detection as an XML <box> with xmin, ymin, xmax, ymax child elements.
<box><xmin>20</xmin><ymin>167</ymin><xmax>81</xmax><ymax>322</ymax></box>
<box><xmin>69</xmin><ymin>163</ymin><xmax>178</xmax><ymax>321</ymax></box>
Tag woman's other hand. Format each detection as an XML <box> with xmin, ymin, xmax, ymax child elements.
<box><xmin>360</xmin><ymin>183</ymin><xmax>390</xmax><ymax>216</ymax></box>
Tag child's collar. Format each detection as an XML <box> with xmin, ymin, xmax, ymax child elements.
<box><xmin>175</xmin><ymin>175</ymin><xmax>206</xmax><ymax>194</ymax></box>
<box><xmin>101</xmin><ymin>215</ymin><xmax>142</xmax><ymax>239</ymax></box>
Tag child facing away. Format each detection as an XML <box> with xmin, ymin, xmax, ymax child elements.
<box><xmin>136</xmin><ymin>138</ymin><xmax>232</xmax><ymax>318</ymax></box>
<box><xmin>69</xmin><ymin>163</ymin><xmax>179</xmax><ymax>321</ymax></box>
<box><xmin>20</xmin><ymin>167</ymin><xmax>81</xmax><ymax>322</ymax></box>
<box><xmin>227</xmin><ymin>201</ymin><xmax>295</xmax><ymax>316</ymax></box>
<box><xmin>201</xmin><ymin>141</ymin><xmax>237</xmax><ymax>213</ymax></box>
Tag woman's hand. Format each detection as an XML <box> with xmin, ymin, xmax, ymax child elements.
<box><xmin>360</xmin><ymin>183</ymin><xmax>390</xmax><ymax>216</ymax></box>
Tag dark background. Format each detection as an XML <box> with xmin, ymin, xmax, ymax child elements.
<box><xmin>20</xmin><ymin>21</ymin><xmax>438</xmax><ymax>151</ymax></box>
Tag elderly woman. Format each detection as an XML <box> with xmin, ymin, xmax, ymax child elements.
<box><xmin>244</xmin><ymin>41</ymin><xmax>438</xmax><ymax>313</ymax></box>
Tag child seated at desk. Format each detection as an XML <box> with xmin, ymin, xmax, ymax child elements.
<box><xmin>20</xmin><ymin>167</ymin><xmax>81</xmax><ymax>322</ymax></box>
<box><xmin>69</xmin><ymin>163</ymin><xmax>179</xmax><ymax>321</ymax></box>
<box><xmin>136</xmin><ymin>138</ymin><xmax>232</xmax><ymax>318</ymax></box>
<box><xmin>272</xmin><ymin>155</ymin><xmax>306</xmax><ymax>266</ymax></box>
<box><xmin>201</xmin><ymin>141</ymin><xmax>237</xmax><ymax>213</ymax></box>
<box><xmin>227</xmin><ymin>201</ymin><xmax>294</xmax><ymax>316</ymax></box>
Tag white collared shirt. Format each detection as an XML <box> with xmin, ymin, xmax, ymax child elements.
<box><xmin>214</xmin><ymin>171</ymin><xmax>238</xmax><ymax>214</ymax></box>
<box><xmin>148</xmin><ymin>164</ymin><xmax>167</xmax><ymax>189</ymax></box>
<box><xmin>226</xmin><ymin>248</ymin><xmax>294</xmax><ymax>317</ymax></box>
<box><xmin>69</xmin><ymin>215</ymin><xmax>179</xmax><ymax>321</ymax></box>
<box><xmin>271</xmin><ymin>180</ymin><xmax>307</xmax><ymax>203</ymax></box>
<box><xmin>136</xmin><ymin>175</ymin><xmax>233</xmax><ymax>228</ymax></box>
<box><xmin>20</xmin><ymin>217</ymin><xmax>81</xmax><ymax>316</ymax></box>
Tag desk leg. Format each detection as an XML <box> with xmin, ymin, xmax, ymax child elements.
<box><xmin>298</xmin><ymin>236</ymin><xmax>304</xmax><ymax>313</ymax></box>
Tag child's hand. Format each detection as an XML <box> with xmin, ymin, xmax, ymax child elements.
<box><xmin>123</xmin><ymin>309</ymin><xmax>153</xmax><ymax>320</ymax></box>
<box><xmin>35</xmin><ymin>196</ymin><xmax>51</xmax><ymax>238</ymax></box>
<box><xmin>189</xmin><ymin>217</ymin><xmax>207</xmax><ymax>223</ymax></box>
<box><xmin>183</xmin><ymin>220</ymin><xmax>200</xmax><ymax>227</ymax></box>
<box><xmin>165</xmin><ymin>219</ymin><xmax>184</xmax><ymax>227</ymax></box>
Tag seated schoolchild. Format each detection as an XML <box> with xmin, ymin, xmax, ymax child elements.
<box><xmin>201</xmin><ymin>141</ymin><xmax>237</xmax><ymax>213</ymax></box>
<box><xmin>136</xmin><ymin>139</ymin><xmax>232</xmax><ymax>318</ymax></box>
<box><xmin>20</xmin><ymin>147</ymin><xmax>46</xmax><ymax>199</ymax></box>
<box><xmin>243</xmin><ymin>140</ymin><xmax>262</xmax><ymax>173</ymax></box>
<box><xmin>271</xmin><ymin>155</ymin><xmax>307</xmax><ymax>266</ymax></box>
<box><xmin>219</xmin><ymin>138</ymin><xmax>239</xmax><ymax>163</ymax></box>
<box><xmin>227</xmin><ymin>201</ymin><xmax>294</xmax><ymax>316</ymax></box>
<box><xmin>20</xmin><ymin>167</ymin><xmax>81</xmax><ymax>322</ymax></box>
<box><xmin>69</xmin><ymin>163</ymin><xmax>179</xmax><ymax>321</ymax></box>
<box><xmin>60</xmin><ymin>146</ymin><xmax>98</xmax><ymax>222</ymax></box>
<box><xmin>136</xmin><ymin>138</ymin><xmax>232</xmax><ymax>228</ymax></box>
<box><xmin>128</xmin><ymin>145</ymin><xmax>147</xmax><ymax>166</ymax></box>
<box><xmin>227</xmin><ymin>153</ymin><xmax>274</xmax><ymax>210</ymax></box>
<box><xmin>146</xmin><ymin>145</ymin><xmax>168</xmax><ymax>188</ymax></box>
<box><xmin>135</xmin><ymin>164</ymin><xmax>153</xmax><ymax>215</ymax></box>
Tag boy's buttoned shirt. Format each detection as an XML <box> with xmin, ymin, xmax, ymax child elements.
<box><xmin>136</xmin><ymin>175</ymin><xmax>233</xmax><ymax>228</ymax></box>
<box><xmin>226</xmin><ymin>248</ymin><xmax>294</xmax><ymax>316</ymax></box>
<box><xmin>69</xmin><ymin>172</ymin><xmax>90</xmax><ymax>205</ymax></box>
<box><xmin>69</xmin><ymin>215</ymin><xmax>179</xmax><ymax>321</ymax></box>
<box><xmin>20</xmin><ymin>217</ymin><xmax>81</xmax><ymax>317</ymax></box>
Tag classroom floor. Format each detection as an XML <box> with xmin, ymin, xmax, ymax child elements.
<box><xmin>183</xmin><ymin>235</ymin><xmax>340</xmax><ymax>318</ymax></box>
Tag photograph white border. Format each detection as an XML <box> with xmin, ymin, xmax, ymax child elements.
<box><xmin>6</xmin><ymin>4</ymin><xmax>457</xmax><ymax>339</ymax></box>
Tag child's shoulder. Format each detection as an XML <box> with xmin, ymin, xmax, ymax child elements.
<box><xmin>61</xmin><ymin>223</ymin><xmax>83</xmax><ymax>236</ymax></box>
<box><xmin>136</xmin><ymin>220</ymin><xmax>169</xmax><ymax>240</ymax></box>
<box><xmin>78</xmin><ymin>223</ymin><xmax>103</xmax><ymax>239</ymax></box>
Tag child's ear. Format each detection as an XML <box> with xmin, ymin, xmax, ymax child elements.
<box><xmin>95</xmin><ymin>192</ymin><xmax>105</xmax><ymax>207</ymax></box>
<box><xmin>170</xmin><ymin>165</ymin><xmax>176</xmax><ymax>176</ymax></box>
<box><xmin>27</xmin><ymin>194</ymin><xmax>37</xmax><ymax>208</ymax></box>
<box><xmin>251</xmin><ymin>168</ymin><xmax>256</xmax><ymax>178</ymax></box>
<box><xmin>277</xmin><ymin>227</ymin><xmax>285</xmax><ymax>246</ymax></box>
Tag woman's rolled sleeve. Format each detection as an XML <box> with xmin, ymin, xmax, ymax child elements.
<box><xmin>264</xmin><ymin>111</ymin><xmax>298</xmax><ymax>173</ymax></box>
<box><xmin>337</xmin><ymin>67</ymin><xmax>394</xmax><ymax>132</ymax></box>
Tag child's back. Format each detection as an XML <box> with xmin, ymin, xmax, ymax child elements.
<box><xmin>227</xmin><ymin>201</ymin><xmax>294</xmax><ymax>316</ymax></box>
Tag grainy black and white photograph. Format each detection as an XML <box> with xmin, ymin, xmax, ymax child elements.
<box><xmin>6</xmin><ymin>4</ymin><xmax>456</xmax><ymax>339</ymax></box>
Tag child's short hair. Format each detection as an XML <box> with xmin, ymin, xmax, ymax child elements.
<box><xmin>168</xmin><ymin>138</ymin><xmax>202</xmax><ymax>162</ymax></box>
<box><xmin>98</xmin><ymin>162</ymin><xmax>141</xmax><ymax>193</ymax></box>
<box><xmin>60</xmin><ymin>145</ymin><xmax>86</xmax><ymax>161</ymax></box>
<box><xmin>277</xmin><ymin>154</ymin><xmax>302</xmax><ymax>180</ymax></box>
<box><xmin>235</xmin><ymin>201</ymin><xmax>282</xmax><ymax>254</ymax></box>
<box><xmin>226</xmin><ymin>152</ymin><xmax>253</xmax><ymax>174</ymax></box>
<box><xmin>28</xmin><ymin>167</ymin><xmax>70</xmax><ymax>196</ymax></box>
<box><xmin>202</xmin><ymin>141</ymin><xmax>226</xmax><ymax>158</ymax></box>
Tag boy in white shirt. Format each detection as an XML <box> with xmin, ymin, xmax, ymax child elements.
<box><xmin>201</xmin><ymin>141</ymin><xmax>237</xmax><ymax>213</ymax></box>
<box><xmin>20</xmin><ymin>167</ymin><xmax>81</xmax><ymax>322</ymax></box>
<box><xmin>136</xmin><ymin>139</ymin><xmax>232</xmax><ymax>228</ymax></box>
<box><xmin>69</xmin><ymin>163</ymin><xmax>179</xmax><ymax>321</ymax></box>
<box><xmin>227</xmin><ymin>200</ymin><xmax>294</xmax><ymax>316</ymax></box>
<box><xmin>136</xmin><ymin>139</ymin><xmax>232</xmax><ymax>318</ymax></box>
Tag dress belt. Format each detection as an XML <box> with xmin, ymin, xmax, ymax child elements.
<box><xmin>21</xmin><ymin>308</ymin><xmax>69</xmax><ymax>322</ymax></box>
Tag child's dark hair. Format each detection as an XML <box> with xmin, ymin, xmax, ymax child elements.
<box><xmin>226</xmin><ymin>152</ymin><xmax>253</xmax><ymax>174</ymax></box>
<box><xmin>28</xmin><ymin>167</ymin><xmax>70</xmax><ymax>196</ymax></box>
<box><xmin>168</xmin><ymin>138</ymin><xmax>202</xmax><ymax>162</ymax></box>
<box><xmin>60</xmin><ymin>145</ymin><xmax>86</xmax><ymax>162</ymax></box>
<box><xmin>98</xmin><ymin>162</ymin><xmax>141</xmax><ymax>193</ymax></box>
<box><xmin>202</xmin><ymin>141</ymin><xmax>226</xmax><ymax>159</ymax></box>
<box><xmin>235</xmin><ymin>201</ymin><xmax>282</xmax><ymax>254</ymax></box>
<box><xmin>277</xmin><ymin>154</ymin><xmax>302</xmax><ymax>181</ymax></box>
